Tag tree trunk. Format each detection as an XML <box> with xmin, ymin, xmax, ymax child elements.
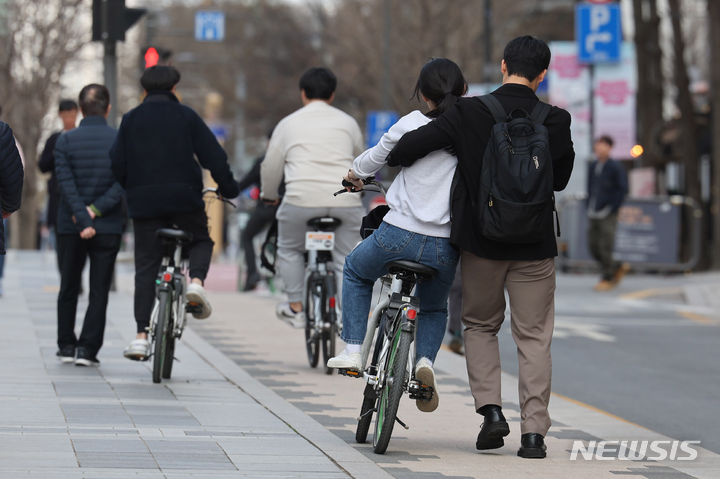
<box><xmin>632</xmin><ymin>0</ymin><xmax>664</xmax><ymax>165</ymax></box>
<box><xmin>668</xmin><ymin>0</ymin><xmax>704</xmax><ymax>267</ymax></box>
<box><xmin>709</xmin><ymin>0</ymin><xmax>720</xmax><ymax>267</ymax></box>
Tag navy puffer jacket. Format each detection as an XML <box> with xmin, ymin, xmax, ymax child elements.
<box><xmin>0</xmin><ymin>121</ymin><xmax>23</xmax><ymax>254</ymax></box>
<box><xmin>54</xmin><ymin>116</ymin><xmax>125</xmax><ymax>235</ymax></box>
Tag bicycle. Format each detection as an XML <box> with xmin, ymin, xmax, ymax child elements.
<box><xmin>304</xmin><ymin>216</ymin><xmax>341</xmax><ymax>375</ymax></box>
<box><xmin>333</xmin><ymin>178</ymin><xmax>436</xmax><ymax>454</ymax></box>
<box><xmin>147</xmin><ymin>188</ymin><xmax>235</xmax><ymax>384</ymax></box>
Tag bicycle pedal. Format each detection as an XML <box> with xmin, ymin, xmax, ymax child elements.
<box><xmin>408</xmin><ymin>381</ymin><xmax>434</xmax><ymax>401</ymax></box>
<box><xmin>337</xmin><ymin>368</ymin><xmax>362</xmax><ymax>378</ymax></box>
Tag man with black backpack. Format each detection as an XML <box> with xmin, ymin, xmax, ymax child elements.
<box><xmin>387</xmin><ymin>36</ymin><xmax>574</xmax><ymax>459</ymax></box>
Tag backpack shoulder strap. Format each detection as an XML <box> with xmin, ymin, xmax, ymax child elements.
<box><xmin>479</xmin><ymin>94</ymin><xmax>507</xmax><ymax>124</ymax></box>
<box><xmin>530</xmin><ymin>101</ymin><xmax>552</xmax><ymax>125</ymax></box>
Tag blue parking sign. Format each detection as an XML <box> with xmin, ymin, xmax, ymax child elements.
<box><xmin>195</xmin><ymin>11</ymin><xmax>225</xmax><ymax>42</ymax></box>
<box><xmin>366</xmin><ymin>111</ymin><xmax>399</xmax><ymax>149</ymax></box>
<box><xmin>576</xmin><ymin>3</ymin><xmax>621</xmax><ymax>63</ymax></box>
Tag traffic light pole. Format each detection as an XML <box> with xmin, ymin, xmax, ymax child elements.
<box><xmin>103</xmin><ymin>39</ymin><xmax>118</xmax><ymax>127</ymax></box>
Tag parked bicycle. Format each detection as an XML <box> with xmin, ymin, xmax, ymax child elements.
<box><xmin>332</xmin><ymin>178</ymin><xmax>435</xmax><ymax>454</ymax></box>
<box><xmin>148</xmin><ymin>188</ymin><xmax>235</xmax><ymax>383</ymax></box>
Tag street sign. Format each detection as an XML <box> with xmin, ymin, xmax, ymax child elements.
<box><xmin>576</xmin><ymin>3</ymin><xmax>621</xmax><ymax>63</ymax></box>
<box><xmin>195</xmin><ymin>11</ymin><xmax>225</xmax><ymax>42</ymax></box>
<box><xmin>366</xmin><ymin>111</ymin><xmax>399</xmax><ymax>149</ymax></box>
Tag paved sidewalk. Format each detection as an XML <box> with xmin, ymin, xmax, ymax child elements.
<box><xmin>0</xmin><ymin>252</ymin><xmax>390</xmax><ymax>478</ymax></box>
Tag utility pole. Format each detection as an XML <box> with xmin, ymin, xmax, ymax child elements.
<box><xmin>92</xmin><ymin>0</ymin><xmax>146</xmax><ymax>126</ymax></box>
<box><xmin>483</xmin><ymin>0</ymin><xmax>493</xmax><ymax>83</ymax></box>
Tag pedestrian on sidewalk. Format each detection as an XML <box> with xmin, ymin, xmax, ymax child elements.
<box><xmin>260</xmin><ymin>67</ymin><xmax>365</xmax><ymax>328</ymax></box>
<box><xmin>54</xmin><ymin>84</ymin><xmax>124</xmax><ymax>366</ymax></box>
<box><xmin>587</xmin><ymin>135</ymin><xmax>628</xmax><ymax>292</ymax></box>
<box><xmin>39</xmin><ymin>99</ymin><xmax>79</xmax><ymax>257</ymax></box>
<box><xmin>0</xmin><ymin>118</ymin><xmax>24</xmax><ymax>297</ymax></box>
<box><xmin>388</xmin><ymin>36</ymin><xmax>575</xmax><ymax>458</ymax></box>
<box><xmin>110</xmin><ymin>66</ymin><xmax>239</xmax><ymax>361</ymax></box>
<box><xmin>447</xmin><ymin>264</ymin><xmax>463</xmax><ymax>355</ymax></box>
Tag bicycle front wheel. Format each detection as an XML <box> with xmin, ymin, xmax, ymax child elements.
<box><xmin>152</xmin><ymin>290</ymin><xmax>172</xmax><ymax>384</ymax></box>
<box><xmin>304</xmin><ymin>281</ymin><xmax>320</xmax><ymax>368</ymax></box>
<box><xmin>373</xmin><ymin>325</ymin><xmax>411</xmax><ymax>454</ymax></box>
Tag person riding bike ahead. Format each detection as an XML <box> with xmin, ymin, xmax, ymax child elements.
<box><xmin>260</xmin><ymin>67</ymin><xmax>365</xmax><ymax>328</ymax></box>
<box><xmin>327</xmin><ymin>58</ymin><xmax>466</xmax><ymax>413</ymax></box>
<box><xmin>111</xmin><ymin>66</ymin><xmax>239</xmax><ymax>360</ymax></box>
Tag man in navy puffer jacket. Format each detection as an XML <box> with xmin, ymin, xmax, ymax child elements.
<box><xmin>54</xmin><ymin>84</ymin><xmax>124</xmax><ymax>366</ymax></box>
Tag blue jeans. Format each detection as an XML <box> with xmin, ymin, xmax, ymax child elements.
<box><xmin>341</xmin><ymin>222</ymin><xmax>459</xmax><ymax>363</ymax></box>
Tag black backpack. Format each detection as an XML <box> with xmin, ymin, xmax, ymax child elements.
<box><xmin>475</xmin><ymin>94</ymin><xmax>558</xmax><ymax>244</ymax></box>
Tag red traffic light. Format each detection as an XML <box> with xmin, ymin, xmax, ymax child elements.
<box><xmin>144</xmin><ymin>47</ymin><xmax>160</xmax><ymax>68</ymax></box>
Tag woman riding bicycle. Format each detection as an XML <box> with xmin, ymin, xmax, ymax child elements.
<box><xmin>327</xmin><ymin>58</ymin><xmax>466</xmax><ymax>413</ymax></box>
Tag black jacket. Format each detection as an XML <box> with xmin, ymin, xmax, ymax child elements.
<box><xmin>110</xmin><ymin>91</ymin><xmax>239</xmax><ymax>219</ymax></box>
<box><xmin>0</xmin><ymin>121</ymin><xmax>23</xmax><ymax>254</ymax></box>
<box><xmin>587</xmin><ymin>158</ymin><xmax>627</xmax><ymax>214</ymax></box>
<box><xmin>38</xmin><ymin>131</ymin><xmax>62</xmax><ymax>228</ymax></box>
<box><xmin>387</xmin><ymin>83</ymin><xmax>575</xmax><ymax>261</ymax></box>
<box><xmin>54</xmin><ymin>116</ymin><xmax>125</xmax><ymax>235</ymax></box>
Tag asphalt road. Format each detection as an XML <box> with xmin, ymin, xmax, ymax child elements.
<box><xmin>498</xmin><ymin>273</ymin><xmax>720</xmax><ymax>454</ymax></box>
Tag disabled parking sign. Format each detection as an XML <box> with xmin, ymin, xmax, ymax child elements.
<box><xmin>576</xmin><ymin>3</ymin><xmax>621</xmax><ymax>63</ymax></box>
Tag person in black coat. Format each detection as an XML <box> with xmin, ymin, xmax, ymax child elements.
<box><xmin>110</xmin><ymin>66</ymin><xmax>239</xmax><ymax>361</ymax></box>
<box><xmin>387</xmin><ymin>36</ymin><xmax>575</xmax><ymax>459</ymax></box>
<box><xmin>0</xmin><ymin>119</ymin><xmax>24</xmax><ymax>296</ymax></box>
<box><xmin>54</xmin><ymin>84</ymin><xmax>124</xmax><ymax>366</ymax></box>
<box><xmin>587</xmin><ymin>135</ymin><xmax>628</xmax><ymax>291</ymax></box>
<box><xmin>39</xmin><ymin>99</ymin><xmax>79</xmax><ymax>253</ymax></box>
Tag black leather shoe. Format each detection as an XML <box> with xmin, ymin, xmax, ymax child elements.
<box><xmin>518</xmin><ymin>433</ymin><xmax>547</xmax><ymax>459</ymax></box>
<box><xmin>476</xmin><ymin>405</ymin><xmax>510</xmax><ymax>450</ymax></box>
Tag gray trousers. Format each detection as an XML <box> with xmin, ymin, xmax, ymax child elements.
<box><xmin>276</xmin><ymin>202</ymin><xmax>364</xmax><ymax>303</ymax></box>
<box><xmin>461</xmin><ymin>252</ymin><xmax>555</xmax><ymax>436</ymax></box>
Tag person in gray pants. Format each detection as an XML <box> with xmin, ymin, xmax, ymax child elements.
<box><xmin>261</xmin><ymin>67</ymin><xmax>365</xmax><ymax>327</ymax></box>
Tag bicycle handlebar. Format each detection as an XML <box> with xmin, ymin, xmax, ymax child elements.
<box><xmin>333</xmin><ymin>176</ymin><xmax>386</xmax><ymax>196</ymax></box>
<box><xmin>202</xmin><ymin>187</ymin><xmax>238</xmax><ymax>208</ymax></box>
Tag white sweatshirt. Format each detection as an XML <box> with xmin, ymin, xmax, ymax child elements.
<box><xmin>353</xmin><ymin>110</ymin><xmax>457</xmax><ymax>238</ymax></box>
<box><xmin>261</xmin><ymin>101</ymin><xmax>364</xmax><ymax>208</ymax></box>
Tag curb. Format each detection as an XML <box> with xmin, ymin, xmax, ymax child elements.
<box><xmin>182</xmin><ymin>327</ymin><xmax>394</xmax><ymax>479</ymax></box>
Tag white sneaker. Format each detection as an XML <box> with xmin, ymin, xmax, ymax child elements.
<box><xmin>276</xmin><ymin>302</ymin><xmax>306</xmax><ymax>328</ymax></box>
<box><xmin>123</xmin><ymin>339</ymin><xmax>150</xmax><ymax>361</ymax></box>
<box><xmin>326</xmin><ymin>349</ymin><xmax>362</xmax><ymax>370</ymax></box>
<box><xmin>415</xmin><ymin>357</ymin><xmax>439</xmax><ymax>412</ymax></box>
<box><xmin>186</xmin><ymin>283</ymin><xmax>212</xmax><ymax>319</ymax></box>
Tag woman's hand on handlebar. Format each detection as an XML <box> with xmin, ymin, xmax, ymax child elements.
<box><xmin>343</xmin><ymin>169</ymin><xmax>365</xmax><ymax>192</ymax></box>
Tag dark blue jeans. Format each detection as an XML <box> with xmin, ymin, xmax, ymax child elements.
<box><xmin>341</xmin><ymin>222</ymin><xmax>459</xmax><ymax>362</ymax></box>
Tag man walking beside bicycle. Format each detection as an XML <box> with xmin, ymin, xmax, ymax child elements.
<box><xmin>260</xmin><ymin>67</ymin><xmax>365</xmax><ymax>328</ymax></box>
<box><xmin>111</xmin><ymin>66</ymin><xmax>239</xmax><ymax>360</ymax></box>
<box><xmin>388</xmin><ymin>37</ymin><xmax>575</xmax><ymax>458</ymax></box>
<box><xmin>54</xmin><ymin>84</ymin><xmax>124</xmax><ymax>366</ymax></box>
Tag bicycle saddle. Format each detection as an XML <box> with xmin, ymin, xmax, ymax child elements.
<box><xmin>156</xmin><ymin>228</ymin><xmax>193</xmax><ymax>242</ymax></box>
<box><xmin>307</xmin><ymin>217</ymin><xmax>342</xmax><ymax>231</ymax></box>
<box><xmin>387</xmin><ymin>260</ymin><xmax>437</xmax><ymax>279</ymax></box>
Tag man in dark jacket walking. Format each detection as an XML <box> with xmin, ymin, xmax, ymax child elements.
<box><xmin>110</xmin><ymin>66</ymin><xmax>239</xmax><ymax>361</ymax></box>
<box><xmin>54</xmin><ymin>84</ymin><xmax>124</xmax><ymax>366</ymax></box>
<box><xmin>39</xmin><ymin>99</ymin><xmax>79</xmax><ymax>253</ymax></box>
<box><xmin>388</xmin><ymin>36</ymin><xmax>575</xmax><ymax>458</ymax></box>
<box><xmin>587</xmin><ymin>135</ymin><xmax>628</xmax><ymax>291</ymax></box>
<box><xmin>0</xmin><ymin>120</ymin><xmax>23</xmax><ymax>296</ymax></box>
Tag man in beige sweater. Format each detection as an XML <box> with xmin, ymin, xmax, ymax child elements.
<box><xmin>261</xmin><ymin>67</ymin><xmax>365</xmax><ymax>327</ymax></box>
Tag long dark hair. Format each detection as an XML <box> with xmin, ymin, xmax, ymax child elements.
<box><xmin>412</xmin><ymin>58</ymin><xmax>467</xmax><ymax>117</ymax></box>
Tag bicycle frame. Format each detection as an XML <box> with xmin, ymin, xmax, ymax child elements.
<box><xmin>149</xmin><ymin>242</ymin><xmax>190</xmax><ymax>341</ymax></box>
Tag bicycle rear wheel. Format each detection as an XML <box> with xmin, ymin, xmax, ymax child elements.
<box><xmin>373</xmin><ymin>324</ymin><xmax>411</xmax><ymax>454</ymax></box>
<box><xmin>304</xmin><ymin>280</ymin><xmax>320</xmax><ymax>368</ymax></box>
<box><xmin>322</xmin><ymin>309</ymin><xmax>337</xmax><ymax>375</ymax></box>
<box><xmin>355</xmin><ymin>384</ymin><xmax>377</xmax><ymax>443</ymax></box>
<box><xmin>161</xmin><ymin>296</ymin><xmax>176</xmax><ymax>379</ymax></box>
<box><xmin>152</xmin><ymin>290</ymin><xmax>171</xmax><ymax>384</ymax></box>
